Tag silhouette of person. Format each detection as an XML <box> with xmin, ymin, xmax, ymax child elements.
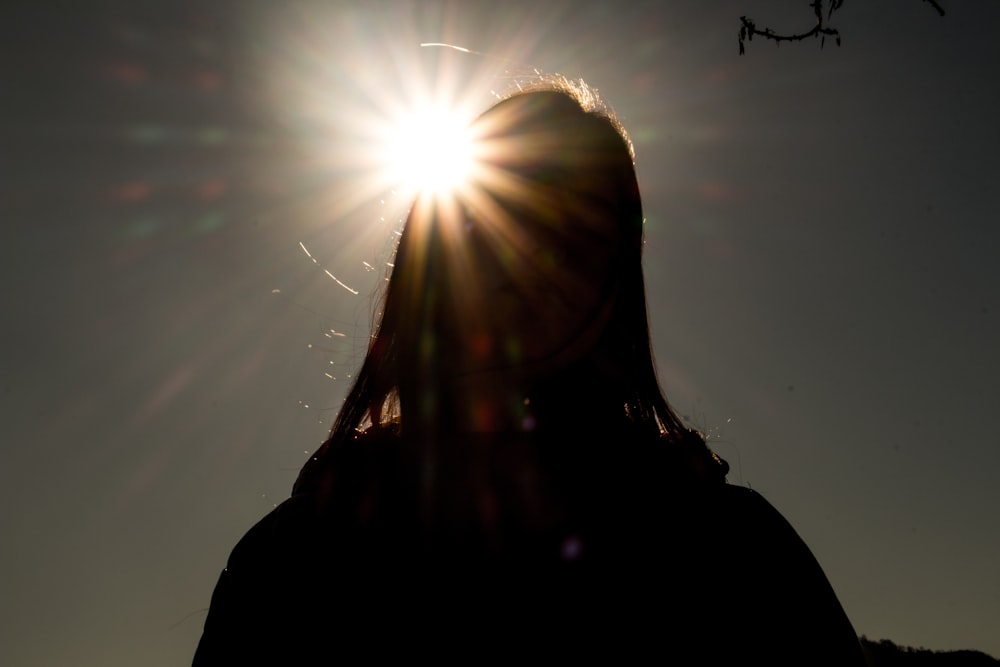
<box><xmin>194</xmin><ymin>80</ymin><xmax>866</xmax><ymax>665</ymax></box>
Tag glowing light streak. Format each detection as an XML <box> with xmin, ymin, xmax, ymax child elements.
<box><xmin>419</xmin><ymin>42</ymin><xmax>473</xmax><ymax>53</ymax></box>
<box><xmin>299</xmin><ymin>241</ymin><xmax>318</xmax><ymax>263</ymax></box>
<box><xmin>324</xmin><ymin>269</ymin><xmax>359</xmax><ymax>295</ymax></box>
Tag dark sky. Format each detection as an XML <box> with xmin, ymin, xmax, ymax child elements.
<box><xmin>2</xmin><ymin>1</ymin><xmax>999</xmax><ymax>664</ymax></box>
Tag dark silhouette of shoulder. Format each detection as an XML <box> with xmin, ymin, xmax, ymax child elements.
<box><xmin>194</xmin><ymin>430</ymin><xmax>864</xmax><ymax>664</ymax></box>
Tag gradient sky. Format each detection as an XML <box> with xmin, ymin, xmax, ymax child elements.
<box><xmin>2</xmin><ymin>1</ymin><xmax>998</xmax><ymax>665</ymax></box>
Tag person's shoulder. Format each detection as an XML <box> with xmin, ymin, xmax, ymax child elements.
<box><xmin>717</xmin><ymin>484</ymin><xmax>807</xmax><ymax>526</ymax></box>
<box><xmin>225</xmin><ymin>427</ymin><xmax>403</xmax><ymax>568</ymax></box>
<box><xmin>709</xmin><ymin>484</ymin><xmax>834</xmax><ymax>582</ymax></box>
<box><xmin>292</xmin><ymin>422</ymin><xmax>403</xmax><ymax>496</ymax></box>
<box><xmin>710</xmin><ymin>484</ymin><xmax>867</xmax><ymax>664</ymax></box>
<box><xmin>228</xmin><ymin>425</ymin><xmax>406</xmax><ymax>568</ymax></box>
<box><xmin>712</xmin><ymin>484</ymin><xmax>801</xmax><ymax>534</ymax></box>
<box><xmin>718</xmin><ymin>483</ymin><xmax>764</xmax><ymax>504</ymax></box>
<box><xmin>225</xmin><ymin>493</ymin><xmax>317</xmax><ymax>571</ymax></box>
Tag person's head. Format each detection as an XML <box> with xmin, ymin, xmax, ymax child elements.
<box><xmin>330</xmin><ymin>78</ymin><xmax>689</xmax><ymax>440</ymax></box>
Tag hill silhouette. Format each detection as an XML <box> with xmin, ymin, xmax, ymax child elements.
<box><xmin>861</xmin><ymin>637</ymin><xmax>999</xmax><ymax>666</ymax></box>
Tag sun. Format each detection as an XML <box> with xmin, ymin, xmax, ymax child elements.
<box><xmin>381</xmin><ymin>104</ymin><xmax>478</xmax><ymax>200</ymax></box>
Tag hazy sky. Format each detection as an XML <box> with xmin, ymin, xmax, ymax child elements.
<box><xmin>2</xmin><ymin>1</ymin><xmax>998</xmax><ymax>664</ymax></box>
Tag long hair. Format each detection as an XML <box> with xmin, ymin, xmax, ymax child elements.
<box><xmin>324</xmin><ymin>78</ymin><xmax>697</xmax><ymax>451</ymax></box>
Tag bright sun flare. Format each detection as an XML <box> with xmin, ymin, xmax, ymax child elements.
<box><xmin>382</xmin><ymin>105</ymin><xmax>477</xmax><ymax>198</ymax></box>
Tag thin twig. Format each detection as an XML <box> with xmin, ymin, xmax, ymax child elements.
<box><xmin>739</xmin><ymin>0</ymin><xmax>945</xmax><ymax>55</ymax></box>
<box><xmin>921</xmin><ymin>0</ymin><xmax>946</xmax><ymax>17</ymax></box>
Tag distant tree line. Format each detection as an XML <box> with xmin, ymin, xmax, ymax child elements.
<box><xmin>738</xmin><ymin>0</ymin><xmax>946</xmax><ymax>54</ymax></box>
<box><xmin>861</xmin><ymin>637</ymin><xmax>1000</xmax><ymax>667</ymax></box>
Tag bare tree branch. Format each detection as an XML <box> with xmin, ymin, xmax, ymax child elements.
<box><xmin>739</xmin><ymin>0</ymin><xmax>945</xmax><ymax>55</ymax></box>
<box><xmin>921</xmin><ymin>0</ymin><xmax>946</xmax><ymax>17</ymax></box>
